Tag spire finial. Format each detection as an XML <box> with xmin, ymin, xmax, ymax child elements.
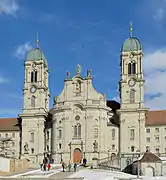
<box><xmin>130</xmin><ymin>21</ymin><xmax>133</xmax><ymax>38</ymax></box>
<box><xmin>36</xmin><ymin>31</ymin><xmax>39</xmax><ymax>48</ymax></box>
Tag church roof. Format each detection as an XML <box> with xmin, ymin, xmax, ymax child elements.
<box><xmin>122</xmin><ymin>37</ymin><xmax>142</xmax><ymax>52</ymax></box>
<box><xmin>140</xmin><ymin>152</ymin><xmax>161</xmax><ymax>163</ymax></box>
<box><xmin>0</xmin><ymin>118</ymin><xmax>21</xmax><ymax>131</ymax></box>
<box><xmin>26</xmin><ymin>48</ymin><xmax>47</xmax><ymax>66</ymax></box>
<box><xmin>146</xmin><ymin>110</ymin><xmax>166</xmax><ymax>126</ymax></box>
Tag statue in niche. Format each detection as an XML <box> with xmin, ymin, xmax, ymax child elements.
<box><xmin>93</xmin><ymin>140</ymin><xmax>98</xmax><ymax>152</ymax></box>
<box><xmin>66</xmin><ymin>72</ymin><xmax>71</xmax><ymax>79</ymax></box>
<box><xmin>53</xmin><ymin>96</ymin><xmax>57</xmax><ymax>105</ymax></box>
<box><xmin>87</xmin><ymin>69</ymin><xmax>91</xmax><ymax>77</ymax></box>
<box><xmin>76</xmin><ymin>81</ymin><xmax>81</xmax><ymax>92</ymax></box>
<box><xmin>24</xmin><ymin>142</ymin><xmax>29</xmax><ymax>154</ymax></box>
<box><xmin>76</xmin><ymin>64</ymin><xmax>82</xmax><ymax>74</ymax></box>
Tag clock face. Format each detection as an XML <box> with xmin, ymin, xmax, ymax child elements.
<box><xmin>129</xmin><ymin>79</ymin><xmax>135</xmax><ymax>87</ymax></box>
<box><xmin>30</xmin><ymin>86</ymin><xmax>36</xmax><ymax>93</ymax></box>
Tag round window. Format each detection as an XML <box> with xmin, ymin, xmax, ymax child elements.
<box><xmin>75</xmin><ymin>115</ymin><xmax>80</xmax><ymax>120</ymax></box>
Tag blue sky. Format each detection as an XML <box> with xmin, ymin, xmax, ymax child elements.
<box><xmin>0</xmin><ymin>0</ymin><xmax>166</xmax><ymax>117</ymax></box>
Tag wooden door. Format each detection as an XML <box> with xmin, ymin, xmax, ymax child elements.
<box><xmin>73</xmin><ymin>148</ymin><xmax>82</xmax><ymax>163</ymax></box>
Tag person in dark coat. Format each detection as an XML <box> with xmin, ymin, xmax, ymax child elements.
<box><xmin>62</xmin><ymin>161</ymin><xmax>66</xmax><ymax>172</ymax></box>
<box><xmin>83</xmin><ymin>158</ymin><xmax>87</xmax><ymax>167</ymax></box>
<box><xmin>74</xmin><ymin>163</ymin><xmax>77</xmax><ymax>172</ymax></box>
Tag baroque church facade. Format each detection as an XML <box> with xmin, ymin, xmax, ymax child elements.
<box><xmin>1</xmin><ymin>28</ymin><xmax>166</xmax><ymax>170</ymax></box>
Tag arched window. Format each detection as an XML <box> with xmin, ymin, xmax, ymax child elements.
<box><xmin>31</xmin><ymin>71</ymin><xmax>34</xmax><ymax>82</ymax></box>
<box><xmin>31</xmin><ymin>70</ymin><xmax>37</xmax><ymax>82</ymax></box>
<box><xmin>112</xmin><ymin>129</ymin><xmax>115</xmax><ymax>140</ymax></box>
<box><xmin>128</xmin><ymin>62</ymin><xmax>136</xmax><ymax>75</ymax></box>
<box><xmin>132</xmin><ymin>63</ymin><xmax>136</xmax><ymax>74</ymax></box>
<box><xmin>35</xmin><ymin>70</ymin><xmax>37</xmax><ymax>82</ymax></box>
<box><xmin>128</xmin><ymin>63</ymin><xmax>131</xmax><ymax>75</ymax></box>
<box><xmin>31</xmin><ymin>96</ymin><xmax>35</xmax><ymax>107</ymax></box>
<box><xmin>74</xmin><ymin>125</ymin><xmax>77</xmax><ymax>137</ymax></box>
<box><xmin>78</xmin><ymin>124</ymin><xmax>81</xmax><ymax>137</ymax></box>
<box><xmin>74</xmin><ymin>124</ymin><xmax>81</xmax><ymax>138</ymax></box>
<box><xmin>130</xmin><ymin>89</ymin><xmax>135</xmax><ymax>103</ymax></box>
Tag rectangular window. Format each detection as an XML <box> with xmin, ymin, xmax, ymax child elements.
<box><xmin>112</xmin><ymin>129</ymin><xmax>115</xmax><ymax>140</ymax></box>
<box><xmin>46</xmin><ymin>131</ymin><xmax>49</xmax><ymax>140</ymax></box>
<box><xmin>155</xmin><ymin>136</ymin><xmax>159</xmax><ymax>143</ymax></box>
<box><xmin>58</xmin><ymin>130</ymin><xmax>62</xmax><ymax>138</ymax></box>
<box><xmin>94</xmin><ymin>128</ymin><xmax>98</xmax><ymax>138</ymax></box>
<box><xmin>130</xmin><ymin>129</ymin><xmax>135</xmax><ymax>140</ymax></box>
<box><xmin>146</xmin><ymin>146</ymin><xmax>150</xmax><ymax>152</ymax></box>
<box><xmin>146</xmin><ymin>128</ymin><xmax>150</xmax><ymax>133</ymax></box>
<box><xmin>146</xmin><ymin>137</ymin><xmax>150</xmax><ymax>142</ymax></box>
<box><xmin>112</xmin><ymin>144</ymin><xmax>115</xmax><ymax>150</ymax></box>
<box><xmin>155</xmin><ymin>148</ymin><xmax>159</xmax><ymax>154</ymax></box>
<box><xmin>155</xmin><ymin>128</ymin><xmax>159</xmax><ymax>133</ymax></box>
<box><xmin>30</xmin><ymin>132</ymin><xmax>34</xmax><ymax>142</ymax></box>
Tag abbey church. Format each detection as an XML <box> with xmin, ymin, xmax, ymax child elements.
<box><xmin>1</xmin><ymin>27</ymin><xmax>166</xmax><ymax>172</ymax></box>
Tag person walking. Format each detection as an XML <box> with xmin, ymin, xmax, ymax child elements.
<box><xmin>39</xmin><ymin>162</ymin><xmax>43</xmax><ymax>171</ymax></box>
<box><xmin>68</xmin><ymin>162</ymin><xmax>72</xmax><ymax>172</ymax></box>
<box><xmin>62</xmin><ymin>161</ymin><xmax>66</xmax><ymax>172</ymax></box>
<box><xmin>74</xmin><ymin>163</ymin><xmax>77</xmax><ymax>172</ymax></box>
<box><xmin>47</xmin><ymin>163</ymin><xmax>51</xmax><ymax>171</ymax></box>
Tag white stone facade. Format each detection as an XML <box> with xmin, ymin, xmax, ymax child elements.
<box><xmin>1</xmin><ymin>32</ymin><xmax>166</xmax><ymax>173</ymax></box>
<box><xmin>50</xmin><ymin>69</ymin><xmax>118</xmax><ymax>163</ymax></box>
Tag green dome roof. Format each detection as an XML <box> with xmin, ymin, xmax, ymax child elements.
<box><xmin>122</xmin><ymin>37</ymin><xmax>142</xmax><ymax>52</ymax></box>
<box><xmin>26</xmin><ymin>48</ymin><xmax>47</xmax><ymax>65</ymax></box>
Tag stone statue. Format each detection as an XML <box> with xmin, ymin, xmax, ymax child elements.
<box><xmin>24</xmin><ymin>142</ymin><xmax>29</xmax><ymax>154</ymax></box>
<box><xmin>103</xmin><ymin>93</ymin><xmax>106</xmax><ymax>100</ymax></box>
<box><xmin>66</xmin><ymin>72</ymin><xmax>71</xmax><ymax>79</ymax></box>
<box><xmin>76</xmin><ymin>64</ymin><xmax>81</xmax><ymax>74</ymax></box>
<box><xmin>93</xmin><ymin>140</ymin><xmax>98</xmax><ymax>152</ymax></box>
<box><xmin>87</xmin><ymin>69</ymin><xmax>91</xmax><ymax>77</ymax></box>
<box><xmin>53</xmin><ymin>96</ymin><xmax>57</xmax><ymax>104</ymax></box>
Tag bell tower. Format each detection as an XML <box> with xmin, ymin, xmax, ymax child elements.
<box><xmin>19</xmin><ymin>38</ymin><xmax>50</xmax><ymax>165</ymax></box>
<box><xmin>118</xmin><ymin>23</ymin><xmax>148</xmax><ymax>165</ymax></box>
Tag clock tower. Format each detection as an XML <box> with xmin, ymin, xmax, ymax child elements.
<box><xmin>19</xmin><ymin>39</ymin><xmax>50</xmax><ymax>165</ymax></box>
<box><xmin>118</xmin><ymin>24</ymin><xmax>148</xmax><ymax>169</ymax></box>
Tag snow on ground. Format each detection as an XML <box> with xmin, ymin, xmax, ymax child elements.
<box><xmin>10</xmin><ymin>168</ymin><xmax>62</xmax><ymax>178</ymax></box>
<box><xmin>0</xmin><ymin>164</ymin><xmax>62</xmax><ymax>178</ymax></box>
<box><xmin>68</xmin><ymin>169</ymin><xmax>166</xmax><ymax>180</ymax></box>
<box><xmin>68</xmin><ymin>169</ymin><xmax>137</xmax><ymax>180</ymax></box>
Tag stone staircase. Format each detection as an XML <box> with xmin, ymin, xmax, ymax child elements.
<box><xmin>97</xmin><ymin>156</ymin><xmax>121</xmax><ymax>171</ymax></box>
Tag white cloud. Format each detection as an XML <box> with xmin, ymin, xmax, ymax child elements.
<box><xmin>153</xmin><ymin>8</ymin><xmax>165</xmax><ymax>21</ymax></box>
<box><xmin>0</xmin><ymin>0</ymin><xmax>19</xmax><ymax>16</ymax></box>
<box><xmin>0</xmin><ymin>76</ymin><xmax>8</xmax><ymax>84</ymax></box>
<box><xmin>14</xmin><ymin>42</ymin><xmax>33</xmax><ymax>59</ymax></box>
<box><xmin>143</xmin><ymin>49</ymin><xmax>166</xmax><ymax>109</ymax></box>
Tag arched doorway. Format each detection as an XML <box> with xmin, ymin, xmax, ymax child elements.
<box><xmin>73</xmin><ymin>148</ymin><xmax>82</xmax><ymax>163</ymax></box>
<box><xmin>145</xmin><ymin>166</ymin><xmax>155</xmax><ymax>177</ymax></box>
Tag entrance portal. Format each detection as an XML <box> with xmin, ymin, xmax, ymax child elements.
<box><xmin>145</xmin><ymin>166</ymin><xmax>155</xmax><ymax>177</ymax></box>
<box><xmin>73</xmin><ymin>148</ymin><xmax>82</xmax><ymax>163</ymax></box>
